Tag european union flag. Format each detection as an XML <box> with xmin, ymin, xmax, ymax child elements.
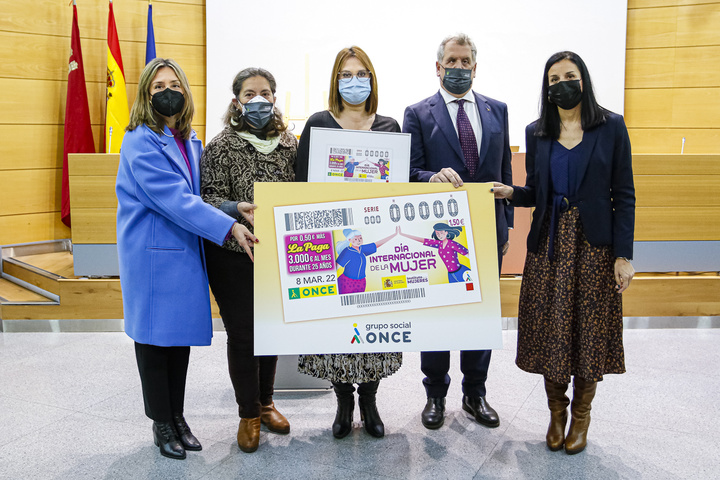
<box><xmin>145</xmin><ymin>3</ymin><xmax>156</xmax><ymax>64</ymax></box>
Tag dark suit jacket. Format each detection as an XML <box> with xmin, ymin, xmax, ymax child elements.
<box><xmin>403</xmin><ymin>91</ymin><xmax>514</xmax><ymax>246</ymax></box>
<box><xmin>511</xmin><ymin>112</ymin><xmax>635</xmax><ymax>258</ymax></box>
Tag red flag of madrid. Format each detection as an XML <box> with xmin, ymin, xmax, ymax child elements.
<box><xmin>62</xmin><ymin>2</ymin><xmax>95</xmax><ymax>227</ymax></box>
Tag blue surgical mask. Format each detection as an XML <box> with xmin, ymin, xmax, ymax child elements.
<box><xmin>442</xmin><ymin>67</ymin><xmax>473</xmax><ymax>95</ymax></box>
<box><xmin>241</xmin><ymin>95</ymin><xmax>274</xmax><ymax>129</ymax></box>
<box><xmin>338</xmin><ymin>77</ymin><xmax>371</xmax><ymax>105</ymax></box>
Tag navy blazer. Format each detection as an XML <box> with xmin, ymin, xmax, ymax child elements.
<box><xmin>403</xmin><ymin>91</ymin><xmax>514</xmax><ymax>246</ymax></box>
<box><xmin>511</xmin><ymin>112</ymin><xmax>635</xmax><ymax>259</ymax></box>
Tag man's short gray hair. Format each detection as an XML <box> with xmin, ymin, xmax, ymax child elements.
<box><xmin>437</xmin><ymin>33</ymin><xmax>477</xmax><ymax>64</ymax></box>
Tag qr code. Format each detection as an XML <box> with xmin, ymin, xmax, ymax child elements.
<box><xmin>284</xmin><ymin>208</ymin><xmax>354</xmax><ymax>231</ymax></box>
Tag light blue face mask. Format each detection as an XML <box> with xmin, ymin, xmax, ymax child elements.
<box><xmin>338</xmin><ymin>76</ymin><xmax>371</xmax><ymax>105</ymax></box>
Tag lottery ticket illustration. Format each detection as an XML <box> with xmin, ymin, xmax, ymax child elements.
<box><xmin>274</xmin><ymin>191</ymin><xmax>482</xmax><ymax>323</ymax></box>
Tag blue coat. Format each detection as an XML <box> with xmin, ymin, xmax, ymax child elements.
<box><xmin>403</xmin><ymin>91</ymin><xmax>514</xmax><ymax>247</ymax></box>
<box><xmin>116</xmin><ymin>124</ymin><xmax>236</xmax><ymax>346</ymax></box>
<box><xmin>511</xmin><ymin>112</ymin><xmax>635</xmax><ymax>258</ymax></box>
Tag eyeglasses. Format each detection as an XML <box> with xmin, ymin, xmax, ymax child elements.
<box><xmin>337</xmin><ymin>70</ymin><xmax>371</xmax><ymax>83</ymax></box>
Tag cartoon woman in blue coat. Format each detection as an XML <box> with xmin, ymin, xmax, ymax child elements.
<box><xmin>399</xmin><ymin>223</ymin><xmax>471</xmax><ymax>283</ymax></box>
<box><xmin>336</xmin><ymin>227</ymin><xmax>398</xmax><ymax>294</ymax></box>
<box><xmin>344</xmin><ymin>159</ymin><xmax>361</xmax><ymax>177</ymax></box>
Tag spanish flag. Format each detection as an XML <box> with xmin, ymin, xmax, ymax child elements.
<box><xmin>105</xmin><ymin>0</ymin><xmax>129</xmax><ymax>153</ymax></box>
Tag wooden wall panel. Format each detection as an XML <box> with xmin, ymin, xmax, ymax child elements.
<box><xmin>624</xmin><ymin>48</ymin><xmax>676</xmax><ymax>88</ymax></box>
<box><xmin>625</xmin><ymin>1</ymin><xmax>720</xmax><ymax>159</ymax></box>
<box><xmin>0</xmin><ymin>31</ymin><xmax>206</xmax><ymax>86</ymax></box>
<box><xmin>0</xmin><ymin>78</ymin><xmax>206</xmax><ymax>130</ymax></box>
<box><xmin>635</xmin><ymin>207</ymin><xmax>720</xmax><ymax>241</ymax></box>
<box><xmin>622</xmin><ymin>276</ymin><xmax>720</xmax><ymax>317</ymax></box>
<box><xmin>0</xmin><ymin>169</ymin><xmax>61</xmax><ymax>216</ymax></box>
<box><xmin>625</xmin><ymin>88</ymin><xmax>720</xmax><ymax>128</ymax></box>
<box><xmin>625</xmin><ymin>46</ymin><xmax>720</xmax><ymax>89</ymax></box>
<box><xmin>629</xmin><ymin>0</ymin><xmax>717</xmax><ymax>7</ymax></box>
<box><xmin>635</xmin><ymin>175</ymin><xmax>720</xmax><ymax>207</ymax></box>
<box><xmin>676</xmin><ymin>4</ymin><xmax>720</xmax><ymax>46</ymax></box>
<box><xmin>0</xmin><ymin>1</ymin><xmax>204</xmax><ymax>45</ymax></box>
<box><xmin>626</xmin><ymin>7</ymin><xmax>678</xmax><ymax>49</ymax></box>
<box><xmin>632</xmin><ymin>154</ymin><xmax>720</xmax><ymax>175</ymax></box>
<box><xmin>628</xmin><ymin>128</ymin><xmax>720</xmax><ymax>154</ymax></box>
<box><xmin>0</xmin><ymin>126</ymin><xmax>63</xmax><ymax>171</ymax></box>
<box><xmin>0</xmin><ymin>213</ymin><xmax>70</xmax><ymax>246</ymax></box>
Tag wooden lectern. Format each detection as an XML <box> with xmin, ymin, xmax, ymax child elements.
<box><xmin>68</xmin><ymin>154</ymin><xmax>120</xmax><ymax>276</ymax></box>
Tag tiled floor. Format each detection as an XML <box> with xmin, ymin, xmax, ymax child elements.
<box><xmin>0</xmin><ymin>328</ymin><xmax>718</xmax><ymax>479</ymax></box>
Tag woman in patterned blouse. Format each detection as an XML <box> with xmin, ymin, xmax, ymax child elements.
<box><xmin>200</xmin><ymin>68</ymin><xmax>296</xmax><ymax>454</ymax></box>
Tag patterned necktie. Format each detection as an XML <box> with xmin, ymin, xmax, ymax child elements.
<box><xmin>456</xmin><ymin>99</ymin><xmax>479</xmax><ymax>177</ymax></box>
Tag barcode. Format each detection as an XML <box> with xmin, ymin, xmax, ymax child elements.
<box><xmin>330</xmin><ymin>147</ymin><xmax>352</xmax><ymax>155</ymax></box>
<box><xmin>344</xmin><ymin>178</ymin><xmax>373</xmax><ymax>183</ymax></box>
<box><xmin>284</xmin><ymin>208</ymin><xmax>354</xmax><ymax>231</ymax></box>
<box><xmin>341</xmin><ymin>288</ymin><xmax>426</xmax><ymax>307</ymax></box>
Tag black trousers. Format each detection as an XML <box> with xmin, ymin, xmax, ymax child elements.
<box><xmin>204</xmin><ymin>241</ymin><xmax>277</xmax><ymax>419</ymax></box>
<box><xmin>420</xmin><ymin>246</ymin><xmax>504</xmax><ymax>399</ymax></box>
<box><xmin>134</xmin><ymin>342</ymin><xmax>190</xmax><ymax>422</ymax></box>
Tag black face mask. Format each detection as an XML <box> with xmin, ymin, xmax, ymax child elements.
<box><xmin>442</xmin><ymin>67</ymin><xmax>473</xmax><ymax>95</ymax></box>
<box><xmin>548</xmin><ymin>80</ymin><xmax>582</xmax><ymax>110</ymax></box>
<box><xmin>152</xmin><ymin>88</ymin><xmax>185</xmax><ymax>117</ymax></box>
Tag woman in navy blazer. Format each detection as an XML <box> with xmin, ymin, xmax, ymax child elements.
<box><xmin>493</xmin><ymin>51</ymin><xmax>635</xmax><ymax>455</ymax></box>
<box><xmin>116</xmin><ymin>58</ymin><xmax>256</xmax><ymax>460</ymax></box>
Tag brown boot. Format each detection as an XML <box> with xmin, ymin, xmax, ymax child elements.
<box><xmin>236</xmin><ymin>417</ymin><xmax>261</xmax><ymax>453</ymax></box>
<box><xmin>565</xmin><ymin>377</ymin><xmax>597</xmax><ymax>455</ymax></box>
<box><xmin>261</xmin><ymin>402</ymin><xmax>290</xmax><ymax>434</ymax></box>
<box><xmin>544</xmin><ymin>378</ymin><xmax>570</xmax><ymax>451</ymax></box>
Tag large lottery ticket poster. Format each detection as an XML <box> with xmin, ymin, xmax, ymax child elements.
<box><xmin>254</xmin><ymin>183</ymin><xmax>502</xmax><ymax>355</ymax></box>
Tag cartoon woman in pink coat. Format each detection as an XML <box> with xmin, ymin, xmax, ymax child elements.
<box><xmin>399</xmin><ymin>223</ymin><xmax>471</xmax><ymax>282</ymax></box>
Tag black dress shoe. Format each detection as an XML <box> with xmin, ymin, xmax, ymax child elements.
<box><xmin>153</xmin><ymin>421</ymin><xmax>186</xmax><ymax>460</ymax></box>
<box><xmin>173</xmin><ymin>414</ymin><xmax>202</xmax><ymax>451</ymax></box>
<box><xmin>421</xmin><ymin>397</ymin><xmax>446</xmax><ymax>429</ymax></box>
<box><xmin>462</xmin><ymin>396</ymin><xmax>500</xmax><ymax>428</ymax></box>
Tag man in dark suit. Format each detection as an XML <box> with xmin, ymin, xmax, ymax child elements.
<box><xmin>403</xmin><ymin>33</ymin><xmax>513</xmax><ymax>430</ymax></box>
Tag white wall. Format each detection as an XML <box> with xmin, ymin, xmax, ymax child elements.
<box><xmin>206</xmin><ymin>0</ymin><xmax>627</xmax><ymax>151</ymax></box>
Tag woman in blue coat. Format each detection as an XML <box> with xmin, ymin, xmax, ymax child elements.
<box><xmin>116</xmin><ymin>58</ymin><xmax>257</xmax><ymax>460</ymax></box>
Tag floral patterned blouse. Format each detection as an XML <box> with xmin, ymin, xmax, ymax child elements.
<box><xmin>200</xmin><ymin>126</ymin><xmax>297</xmax><ymax>254</ymax></box>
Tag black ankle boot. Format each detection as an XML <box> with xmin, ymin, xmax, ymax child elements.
<box><xmin>358</xmin><ymin>381</ymin><xmax>384</xmax><ymax>438</ymax></box>
<box><xmin>172</xmin><ymin>413</ymin><xmax>202</xmax><ymax>451</ymax></box>
<box><xmin>331</xmin><ymin>382</ymin><xmax>355</xmax><ymax>439</ymax></box>
<box><xmin>153</xmin><ymin>421</ymin><xmax>186</xmax><ymax>460</ymax></box>
<box><xmin>359</xmin><ymin>397</ymin><xmax>385</xmax><ymax>438</ymax></box>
